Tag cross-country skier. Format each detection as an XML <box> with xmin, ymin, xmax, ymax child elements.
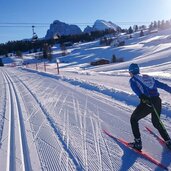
<box><xmin>128</xmin><ymin>63</ymin><xmax>171</xmax><ymax>151</ymax></box>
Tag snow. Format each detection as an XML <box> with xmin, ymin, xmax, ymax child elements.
<box><xmin>0</xmin><ymin>28</ymin><xmax>171</xmax><ymax>170</ymax></box>
<box><xmin>93</xmin><ymin>20</ymin><xmax>119</xmax><ymax>31</ymax></box>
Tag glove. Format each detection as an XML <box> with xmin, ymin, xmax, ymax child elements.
<box><xmin>139</xmin><ymin>94</ymin><xmax>151</xmax><ymax>104</ymax></box>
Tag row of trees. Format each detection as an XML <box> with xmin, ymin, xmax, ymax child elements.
<box><xmin>149</xmin><ymin>19</ymin><xmax>171</xmax><ymax>31</ymax></box>
<box><xmin>127</xmin><ymin>19</ymin><xmax>171</xmax><ymax>34</ymax></box>
<box><xmin>127</xmin><ymin>27</ymin><xmax>145</xmax><ymax>37</ymax></box>
<box><xmin>0</xmin><ymin>29</ymin><xmax>117</xmax><ymax>57</ymax></box>
<box><xmin>58</xmin><ymin>29</ymin><xmax>118</xmax><ymax>44</ymax></box>
<box><xmin>0</xmin><ymin>39</ymin><xmax>55</xmax><ymax>56</ymax></box>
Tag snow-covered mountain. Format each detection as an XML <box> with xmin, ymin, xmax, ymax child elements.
<box><xmin>84</xmin><ymin>19</ymin><xmax>120</xmax><ymax>33</ymax></box>
<box><xmin>45</xmin><ymin>20</ymin><xmax>82</xmax><ymax>39</ymax></box>
<box><xmin>93</xmin><ymin>19</ymin><xmax>120</xmax><ymax>31</ymax></box>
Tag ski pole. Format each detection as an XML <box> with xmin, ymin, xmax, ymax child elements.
<box><xmin>145</xmin><ymin>84</ymin><xmax>169</xmax><ymax>137</ymax></box>
<box><xmin>150</xmin><ymin>102</ymin><xmax>170</xmax><ymax>139</ymax></box>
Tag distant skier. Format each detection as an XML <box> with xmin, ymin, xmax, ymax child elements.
<box><xmin>128</xmin><ymin>63</ymin><xmax>171</xmax><ymax>151</ymax></box>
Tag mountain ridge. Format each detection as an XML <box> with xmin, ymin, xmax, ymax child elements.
<box><xmin>45</xmin><ymin>19</ymin><xmax>120</xmax><ymax>39</ymax></box>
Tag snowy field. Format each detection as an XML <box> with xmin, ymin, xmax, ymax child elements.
<box><xmin>0</xmin><ymin>28</ymin><xmax>171</xmax><ymax>171</ymax></box>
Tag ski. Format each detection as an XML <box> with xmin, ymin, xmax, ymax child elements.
<box><xmin>145</xmin><ymin>127</ymin><xmax>165</xmax><ymax>146</ymax></box>
<box><xmin>103</xmin><ymin>129</ymin><xmax>168</xmax><ymax>170</ymax></box>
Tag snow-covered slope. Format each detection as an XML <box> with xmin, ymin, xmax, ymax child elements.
<box><xmin>46</xmin><ymin>27</ymin><xmax>171</xmax><ymax>74</ymax></box>
<box><xmin>0</xmin><ymin>28</ymin><xmax>171</xmax><ymax>171</ymax></box>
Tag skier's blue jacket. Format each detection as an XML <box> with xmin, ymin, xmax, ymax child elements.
<box><xmin>129</xmin><ymin>74</ymin><xmax>171</xmax><ymax>98</ymax></box>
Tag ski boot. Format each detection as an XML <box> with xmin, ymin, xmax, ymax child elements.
<box><xmin>128</xmin><ymin>138</ymin><xmax>142</xmax><ymax>151</ymax></box>
<box><xmin>166</xmin><ymin>139</ymin><xmax>171</xmax><ymax>150</ymax></box>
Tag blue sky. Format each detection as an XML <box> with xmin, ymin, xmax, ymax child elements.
<box><xmin>0</xmin><ymin>0</ymin><xmax>170</xmax><ymax>43</ymax></box>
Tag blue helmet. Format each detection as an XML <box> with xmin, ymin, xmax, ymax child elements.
<box><xmin>129</xmin><ymin>63</ymin><xmax>140</xmax><ymax>74</ymax></box>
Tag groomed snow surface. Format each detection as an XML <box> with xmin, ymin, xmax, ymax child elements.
<box><xmin>0</xmin><ymin>28</ymin><xmax>171</xmax><ymax>171</ymax></box>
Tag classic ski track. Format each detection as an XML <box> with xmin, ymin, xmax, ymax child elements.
<box><xmin>0</xmin><ymin>71</ymin><xmax>7</xmax><ymax>144</ymax></box>
<box><xmin>5</xmin><ymin>70</ymin><xmax>82</xmax><ymax>171</ymax></box>
<box><xmin>2</xmin><ymin>71</ymin><xmax>32</xmax><ymax>171</ymax></box>
<box><xmin>82</xmin><ymin>97</ymin><xmax>88</xmax><ymax>170</ymax></box>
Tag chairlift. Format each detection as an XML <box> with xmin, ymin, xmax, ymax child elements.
<box><xmin>32</xmin><ymin>33</ymin><xmax>38</xmax><ymax>42</ymax></box>
<box><xmin>31</xmin><ymin>25</ymin><xmax>38</xmax><ymax>42</ymax></box>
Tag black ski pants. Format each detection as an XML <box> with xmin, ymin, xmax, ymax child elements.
<box><xmin>130</xmin><ymin>96</ymin><xmax>170</xmax><ymax>141</ymax></box>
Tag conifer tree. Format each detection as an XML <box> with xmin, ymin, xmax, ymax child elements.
<box><xmin>140</xmin><ymin>30</ymin><xmax>144</xmax><ymax>37</ymax></box>
<box><xmin>128</xmin><ymin>26</ymin><xmax>133</xmax><ymax>34</ymax></box>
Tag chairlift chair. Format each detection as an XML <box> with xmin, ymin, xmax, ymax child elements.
<box><xmin>31</xmin><ymin>25</ymin><xmax>38</xmax><ymax>42</ymax></box>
